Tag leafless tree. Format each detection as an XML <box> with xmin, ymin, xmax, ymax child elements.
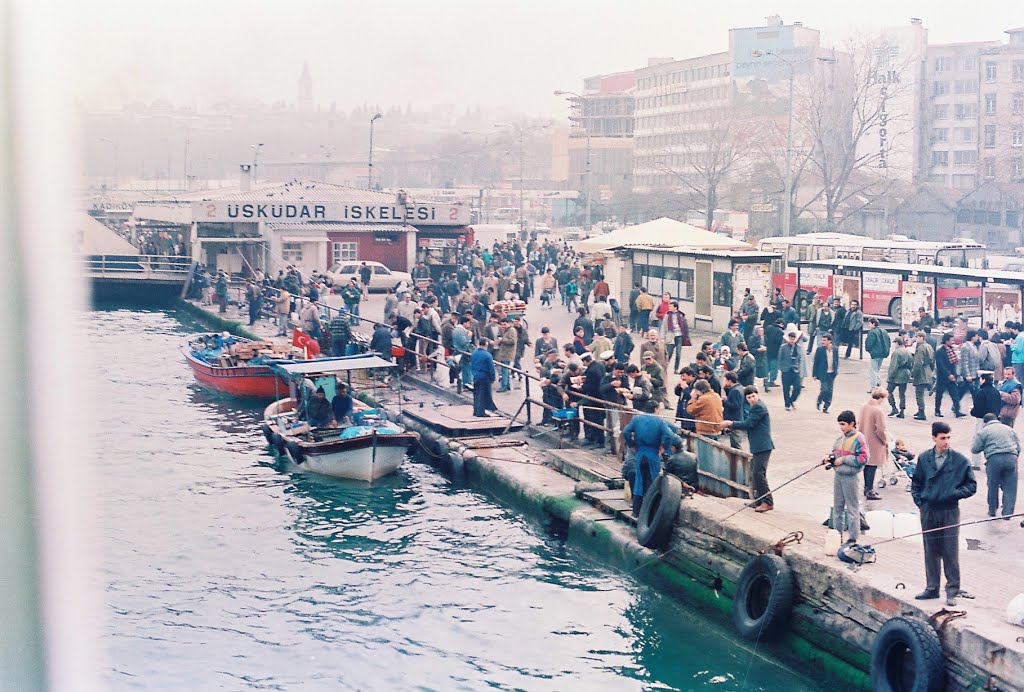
<box><xmin>795</xmin><ymin>34</ymin><xmax>920</xmax><ymax>228</ymax></box>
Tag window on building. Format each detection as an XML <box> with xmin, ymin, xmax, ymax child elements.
<box><xmin>282</xmin><ymin>242</ymin><xmax>303</xmax><ymax>263</ymax></box>
<box><xmin>1014</xmin><ymin>128</ymin><xmax>1024</xmax><ymax>147</ymax></box>
<box><xmin>1014</xmin><ymin>60</ymin><xmax>1024</xmax><ymax>82</ymax></box>
<box><xmin>932</xmin><ymin>151</ymin><xmax>949</xmax><ymax>166</ymax></box>
<box><xmin>954</xmin><ymin>103</ymin><xmax>977</xmax><ymax>119</ymax></box>
<box><xmin>954</xmin><ymin>79</ymin><xmax>978</xmax><ymax>94</ymax></box>
<box><xmin>1014</xmin><ymin>158</ymin><xmax>1024</xmax><ymax>180</ymax></box>
<box><xmin>332</xmin><ymin>241</ymin><xmax>358</xmax><ymax>264</ymax></box>
<box><xmin>1013</xmin><ymin>94</ymin><xmax>1024</xmax><ymax>115</ymax></box>
<box><xmin>712</xmin><ymin>272</ymin><xmax>732</xmax><ymax>307</ymax></box>
<box><xmin>1007</xmin><ymin>210</ymin><xmax>1021</xmax><ymax>228</ymax></box>
<box><xmin>985</xmin><ymin>61</ymin><xmax>998</xmax><ymax>81</ymax></box>
<box><xmin>954</xmin><ymin>150</ymin><xmax>978</xmax><ymax>165</ymax></box>
<box><xmin>957</xmin><ymin>207</ymin><xmax>972</xmax><ymax>223</ymax></box>
<box><xmin>934</xmin><ymin>57</ymin><xmax>952</xmax><ymax>72</ymax></box>
<box><xmin>953</xmin><ymin>174</ymin><xmax>976</xmax><ymax>190</ymax></box>
<box><xmin>932</xmin><ymin>128</ymin><xmax>948</xmax><ymax>142</ymax></box>
<box><xmin>984</xmin><ymin>124</ymin><xmax>997</xmax><ymax>147</ymax></box>
<box><xmin>955</xmin><ymin>127</ymin><xmax>977</xmax><ymax>142</ymax></box>
<box><xmin>984</xmin><ymin>93</ymin><xmax>997</xmax><ymax>114</ymax></box>
<box><xmin>984</xmin><ymin>157</ymin><xmax>996</xmax><ymax>177</ymax></box>
<box><xmin>988</xmin><ymin>211</ymin><xmax>1001</xmax><ymax>225</ymax></box>
<box><xmin>974</xmin><ymin>209</ymin><xmax>988</xmax><ymax>224</ymax></box>
<box><xmin>933</xmin><ymin>80</ymin><xmax>949</xmax><ymax>96</ymax></box>
<box><xmin>933</xmin><ymin>104</ymin><xmax>949</xmax><ymax>119</ymax></box>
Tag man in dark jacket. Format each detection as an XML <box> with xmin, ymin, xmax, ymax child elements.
<box><xmin>764</xmin><ymin>320</ymin><xmax>785</xmax><ymax>390</ymax></box>
<box><xmin>613</xmin><ymin>323</ymin><xmax>634</xmax><ymax>362</ymax></box>
<box><xmin>724</xmin><ymin>386</ymin><xmax>775</xmax><ymax>511</ymax></box>
<box><xmin>674</xmin><ymin>367</ymin><xmax>697</xmax><ymax>432</ymax></box>
<box><xmin>722</xmin><ymin>372</ymin><xmax>745</xmax><ymax>450</ymax></box>
<box><xmin>470</xmin><ymin>340</ymin><xmax>497</xmax><ymax>417</ymax></box>
<box><xmin>911</xmin><ymin>422</ymin><xmax>977</xmax><ymax>606</ymax></box>
<box><xmin>369</xmin><ymin>323</ymin><xmax>393</xmax><ymax>361</ymax></box>
<box><xmin>842</xmin><ymin>299</ymin><xmax>864</xmax><ymax>358</ymax></box>
<box><xmin>935</xmin><ymin>333</ymin><xmax>966</xmax><ymax>418</ymax></box>
<box><xmin>813</xmin><ymin>333</ymin><xmax>840</xmax><ymax>413</ymax></box>
<box><xmin>581</xmin><ymin>353</ymin><xmax>607</xmax><ymax>448</ymax></box>
<box><xmin>864</xmin><ymin>317</ymin><xmax>891</xmax><ymax>389</ymax></box>
<box><xmin>969</xmin><ymin>371</ymin><xmax>1003</xmax><ymax>468</ymax></box>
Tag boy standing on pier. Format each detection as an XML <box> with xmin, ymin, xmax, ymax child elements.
<box><xmin>823</xmin><ymin>410</ymin><xmax>867</xmax><ymax>545</ymax></box>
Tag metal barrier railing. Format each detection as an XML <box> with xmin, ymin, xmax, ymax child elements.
<box><xmin>83</xmin><ymin>254</ymin><xmax>192</xmax><ymax>276</ymax></box>
<box><xmin>243</xmin><ymin>287</ymin><xmax>753</xmax><ymax>497</ymax></box>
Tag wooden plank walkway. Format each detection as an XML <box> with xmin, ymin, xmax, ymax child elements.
<box><xmin>403</xmin><ymin>403</ymin><xmax>525</xmax><ymax>437</ymax></box>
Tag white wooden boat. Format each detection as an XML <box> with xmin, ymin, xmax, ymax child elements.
<box><xmin>260</xmin><ymin>355</ymin><xmax>417</xmax><ymax>482</ymax></box>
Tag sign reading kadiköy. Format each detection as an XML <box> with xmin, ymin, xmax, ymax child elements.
<box><xmin>192</xmin><ymin>201</ymin><xmax>471</xmax><ymax>226</ymax></box>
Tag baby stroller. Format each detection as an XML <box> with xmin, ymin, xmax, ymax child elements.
<box><xmin>877</xmin><ymin>433</ymin><xmax>916</xmax><ymax>492</ymax></box>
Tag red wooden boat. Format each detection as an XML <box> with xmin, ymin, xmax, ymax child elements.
<box><xmin>183</xmin><ymin>333</ymin><xmax>305</xmax><ymax>398</ymax></box>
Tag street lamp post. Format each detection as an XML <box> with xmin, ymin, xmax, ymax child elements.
<box><xmin>368</xmin><ymin>113</ymin><xmax>382</xmax><ymax>190</ymax></box>
<box><xmin>250</xmin><ymin>143</ymin><xmax>264</xmax><ymax>184</ymax></box>
<box><xmin>555</xmin><ymin>90</ymin><xmax>592</xmax><ymax>234</ymax></box>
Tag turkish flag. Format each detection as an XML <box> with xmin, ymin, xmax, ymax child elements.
<box><xmin>292</xmin><ymin>328</ymin><xmax>321</xmax><ymax>356</ymax></box>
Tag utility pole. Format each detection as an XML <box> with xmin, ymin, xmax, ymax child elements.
<box><xmin>368</xmin><ymin>112</ymin><xmax>382</xmax><ymax>190</ymax></box>
<box><xmin>518</xmin><ymin>127</ymin><xmax>526</xmax><ymax>243</ymax></box>
<box><xmin>250</xmin><ymin>143</ymin><xmax>264</xmax><ymax>184</ymax></box>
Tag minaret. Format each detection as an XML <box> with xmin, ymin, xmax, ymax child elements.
<box><xmin>298</xmin><ymin>62</ymin><xmax>313</xmax><ymax>112</ymax></box>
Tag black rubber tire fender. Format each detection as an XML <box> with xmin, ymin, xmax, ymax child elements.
<box><xmin>870</xmin><ymin>616</ymin><xmax>945</xmax><ymax>692</ymax></box>
<box><xmin>285</xmin><ymin>440</ymin><xmax>306</xmax><ymax>465</ymax></box>
<box><xmin>732</xmin><ymin>553</ymin><xmax>795</xmax><ymax>641</ymax></box>
<box><xmin>261</xmin><ymin>423</ymin><xmax>274</xmax><ymax>445</ymax></box>
<box><xmin>272</xmin><ymin>432</ymin><xmax>286</xmax><ymax>457</ymax></box>
<box><xmin>636</xmin><ymin>474</ymin><xmax>682</xmax><ymax>549</ymax></box>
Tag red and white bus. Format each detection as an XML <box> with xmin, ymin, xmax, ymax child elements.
<box><xmin>758</xmin><ymin>233</ymin><xmax>987</xmax><ymax>321</ymax></box>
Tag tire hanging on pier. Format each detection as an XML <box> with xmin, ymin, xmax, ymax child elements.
<box><xmin>261</xmin><ymin>423</ymin><xmax>274</xmax><ymax>445</ymax></box>
<box><xmin>636</xmin><ymin>474</ymin><xmax>682</xmax><ymax>549</ymax></box>
<box><xmin>870</xmin><ymin>616</ymin><xmax>945</xmax><ymax>692</ymax></box>
<box><xmin>272</xmin><ymin>432</ymin><xmax>286</xmax><ymax>457</ymax></box>
<box><xmin>732</xmin><ymin>553</ymin><xmax>795</xmax><ymax>641</ymax></box>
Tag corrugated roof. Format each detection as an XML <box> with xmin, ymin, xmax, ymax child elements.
<box><xmin>215</xmin><ymin>180</ymin><xmax>397</xmax><ymax>204</ymax></box>
<box><xmin>623</xmin><ymin>247</ymin><xmax>776</xmax><ymax>259</ymax></box>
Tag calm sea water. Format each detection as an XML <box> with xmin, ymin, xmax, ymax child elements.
<box><xmin>87</xmin><ymin>307</ymin><xmax>821</xmax><ymax>691</ymax></box>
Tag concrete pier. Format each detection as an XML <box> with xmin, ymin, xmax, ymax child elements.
<box><xmin>183</xmin><ymin>294</ymin><xmax>1024</xmax><ymax>690</ymax></box>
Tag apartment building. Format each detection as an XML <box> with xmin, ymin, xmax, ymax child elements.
<box><xmin>565</xmin><ymin>72</ymin><xmax>635</xmax><ymax>202</ymax></box>
<box><xmin>631</xmin><ymin>53</ymin><xmax>732</xmax><ymax>194</ymax></box>
<box><xmin>979</xmin><ymin>27</ymin><xmax>1024</xmax><ymax>185</ymax></box>
<box><xmin>923</xmin><ymin>42</ymin><xmax>998</xmax><ymax>189</ymax></box>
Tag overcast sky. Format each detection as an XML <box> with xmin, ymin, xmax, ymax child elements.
<box><xmin>74</xmin><ymin>0</ymin><xmax>1022</xmax><ymax>116</ymax></box>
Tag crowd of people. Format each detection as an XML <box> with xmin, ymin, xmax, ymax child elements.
<box><xmin>212</xmin><ymin>235</ymin><xmax>1020</xmax><ymax>595</ymax></box>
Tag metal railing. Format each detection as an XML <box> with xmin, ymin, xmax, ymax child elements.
<box><xmin>82</xmin><ymin>254</ymin><xmax>192</xmax><ymax>276</ymax></box>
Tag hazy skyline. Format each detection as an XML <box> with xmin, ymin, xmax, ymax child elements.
<box><xmin>75</xmin><ymin>0</ymin><xmax>1022</xmax><ymax>117</ymax></box>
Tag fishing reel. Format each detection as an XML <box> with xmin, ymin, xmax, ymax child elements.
<box><xmin>824</xmin><ymin>453</ymin><xmax>837</xmax><ymax>470</ymax></box>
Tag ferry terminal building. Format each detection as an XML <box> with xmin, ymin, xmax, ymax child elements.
<box><xmin>132</xmin><ymin>180</ymin><xmax>472</xmax><ymax>279</ymax></box>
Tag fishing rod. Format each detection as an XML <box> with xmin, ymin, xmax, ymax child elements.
<box><xmin>707</xmin><ymin>462</ymin><xmax>824</xmax><ymax>528</ymax></box>
<box><xmin>867</xmin><ymin>511</ymin><xmax>1024</xmax><ymax>548</ymax></box>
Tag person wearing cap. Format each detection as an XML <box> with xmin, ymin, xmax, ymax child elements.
<box><xmin>778</xmin><ymin>329</ymin><xmax>807</xmax><ymax>412</ymax></box>
<box><xmin>723</xmin><ymin>386</ymin><xmax>775</xmax><ymax>511</ymax></box>
<box><xmin>641</xmin><ymin>350</ymin><xmax>667</xmax><ymax>409</ymax></box>
<box><xmin>917</xmin><ymin>306</ymin><xmax>935</xmax><ymax>330</ymax></box>
<box><xmin>911</xmin><ymin>331</ymin><xmax>936</xmax><ymax>420</ymax></box>
<box><xmin>969</xmin><ymin>370</ymin><xmax>1003</xmax><ymax>469</ymax></box>
<box><xmin>306</xmin><ymin>386</ymin><xmax>334</xmax><ymax>429</ymax></box>
<box><xmin>886</xmin><ymin>337</ymin><xmax>913</xmax><ymax>418</ymax></box>
<box><xmin>971</xmin><ymin>412</ymin><xmax>1020</xmax><ymax>518</ymax></box>
<box><xmin>580</xmin><ymin>351</ymin><xmax>607</xmax><ymax>448</ymax></box>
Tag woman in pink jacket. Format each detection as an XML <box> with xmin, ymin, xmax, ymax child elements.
<box><xmin>859</xmin><ymin>387</ymin><xmax>890</xmax><ymax>501</ymax></box>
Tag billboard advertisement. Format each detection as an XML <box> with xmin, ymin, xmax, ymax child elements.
<box><xmin>833</xmin><ymin>276</ymin><xmax>861</xmax><ymax>310</ymax></box>
<box><xmin>729</xmin><ymin>25</ymin><xmax>815</xmax><ymax>81</ymax></box>
<box><xmin>733</xmin><ymin>263</ymin><xmax>772</xmax><ymax>313</ymax></box>
<box><xmin>983</xmin><ymin>287</ymin><xmax>1023</xmax><ymax>330</ymax></box>
<box><xmin>901</xmin><ymin>281</ymin><xmax>934</xmax><ymax>328</ymax></box>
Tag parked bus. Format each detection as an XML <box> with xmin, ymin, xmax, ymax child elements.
<box><xmin>758</xmin><ymin>232</ymin><xmax>986</xmax><ymax>322</ymax></box>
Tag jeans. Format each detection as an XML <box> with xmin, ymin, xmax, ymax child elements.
<box><xmin>921</xmin><ymin>505</ymin><xmax>961</xmax><ymax>598</ymax></box>
<box><xmin>666</xmin><ymin>335</ymin><xmax>684</xmax><ymax>371</ymax></box>
<box><xmin>843</xmin><ymin>330</ymin><xmax>860</xmax><ymax>358</ymax></box>
<box><xmin>833</xmin><ymin>472</ymin><xmax>861</xmax><ymax>541</ymax></box>
<box><xmin>637</xmin><ymin>310</ymin><xmax>651</xmax><ymax>333</ymax></box>
<box><xmin>863</xmin><ymin>465</ymin><xmax>878</xmax><ymax>495</ymax></box>
<box><xmin>498</xmin><ymin>361</ymin><xmax>511</xmax><ymax>390</ymax></box>
<box><xmin>347</xmin><ymin>303</ymin><xmax>360</xmax><ymax>325</ymax></box>
<box><xmin>767</xmin><ymin>358</ymin><xmax>779</xmax><ymax>387</ymax></box>
<box><xmin>781</xmin><ymin>370</ymin><xmax>801</xmax><ymax>407</ymax></box>
<box><xmin>276</xmin><ymin>312</ymin><xmax>289</xmax><ymax>335</ymax></box>
<box><xmin>869</xmin><ymin>358</ymin><xmax>884</xmax><ymax>388</ymax></box>
<box><xmin>461</xmin><ymin>358</ymin><xmax>473</xmax><ymax>388</ymax></box>
<box><xmin>806</xmin><ymin>332</ymin><xmax>819</xmax><ymax>355</ymax></box>
<box><xmin>985</xmin><ymin>453</ymin><xmax>1018</xmax><ymax>516</ymax></box>
<box><xmin>817</xmin><ymin>375</ymin><xmax>835</xmax><ymax>410</ymax></box>
<box><xmin>751</xmin><ymin>450</ymin><xmax>773</xmax><ymax>507</ymax></box>
<box><xmin>934</xmin><ymin>377</ymin><xmax>961</xmax><ymax>415</ymax></box>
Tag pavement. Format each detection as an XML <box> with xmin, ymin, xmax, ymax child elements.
<box><xmin>217</xmin><ymin>291</ymin><xmax>1024</xmax><ymax>646</ymax></box>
